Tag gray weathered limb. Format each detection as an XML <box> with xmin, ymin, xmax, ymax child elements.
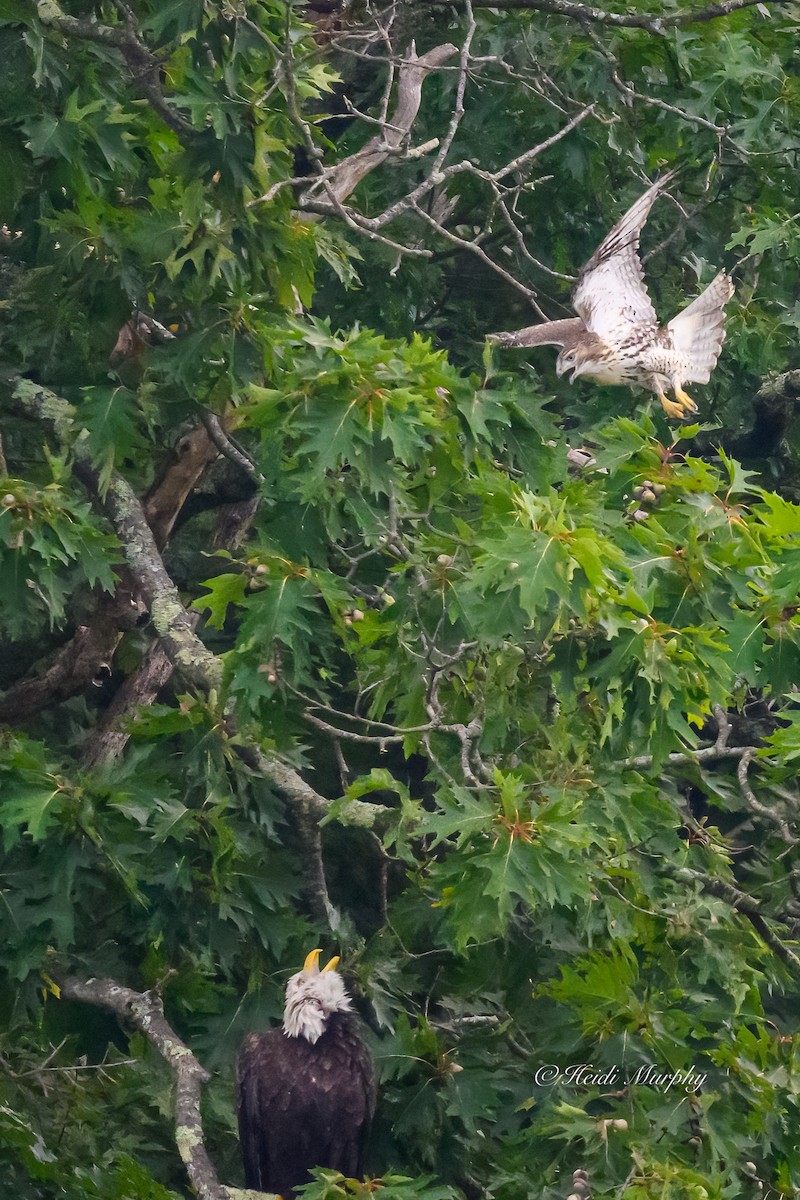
<box><xmin>2</xmin><ymin>376</ymin><xmax>391</xmax><ymax>840</ymax></box>
<box><xmin>419</xmin><ymin>0</ymin><xmax>789</xmax><ymax>32</ymax></box>
<box><xmin>58</xmin><ymin>977</ymin><xmax>277</xmax><ymax>1200</ymax></box>
<box><xmin>317</xmin><ymin>42</ymin><xmax>458</xmax><ymax>203</ymax></box>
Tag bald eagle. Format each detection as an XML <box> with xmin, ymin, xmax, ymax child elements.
<box><xmin>236</xmin><ymin>950</ymin><xmax>375</xmax><ymax>1196</ymax></box>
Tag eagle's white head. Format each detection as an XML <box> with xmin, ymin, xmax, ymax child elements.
<box><xmin>282</xmin><ymin>949</ymin><xmax>353</xmax><ymax>1044</ymax></box>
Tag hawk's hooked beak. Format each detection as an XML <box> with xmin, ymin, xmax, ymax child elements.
<box><xmin>555</xmin><ymin>357</ymin><xmax>577</xmax><ymax>383</ymax></box>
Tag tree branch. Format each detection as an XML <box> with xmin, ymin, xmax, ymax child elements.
<box><xmin>57</xmin><ymin>977</ymin><xmax>276</xmax><ymax>1200</ymax></box>
<box><xmin>82</xmin><ymin>498</ymin><xmax>260</xmax><ymax>770</ymax></box>
<box><xmin>0</xmin><ymin>582</ymin><xmax>143</xmax><ymax>726</ymax></box>
<box><xmin>420</xmin><ymin>0</ymin><xmax>787</xmax><ymax>32</ymax></box>
<box><xmin>737</xmin><ymin>748</ymin><xmax>799</xmax><ymax>847</ymax></box>
<box><xmin>0</xmin><ymin>412</ymin><xmax>220</xmax><ymax>724</ymax></box>
<box><xmin>619</xmin><ymin>744</ymin><xmax>757</xmax><ymax>770</ymax></box>
<box><xmin>2</xmin><ymin>376</ymin><xmax>390</xmax><ymax>839</ymax></box>
<box><xmin>35</xmin><ymin>0</ymin><xmax>194</xmax><ymax>138</ymax></box>
<box><xmin>142</xmin><ymin>425</ymin><xmax>221</xmax><ymax>550</ymax></box>
<box><xmin>314</xmin><ymin>42</ymin><xmax>458</xmax><ymax>204</ymax></box>
<box><xmin>672</xmin><ymin>868</ymin><xmax>800</xmax><ymax>970</ymax></box>
<box><xmin>2</xmin><ymin>379</ymin><xmax>221</xmax><ymax>693</ymax></box>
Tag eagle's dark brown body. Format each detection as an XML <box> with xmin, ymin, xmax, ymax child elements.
<box><xmin>236</xmin><ymin>1010</ymin><xmax>375</xmax><ymax>1196</ymax></box>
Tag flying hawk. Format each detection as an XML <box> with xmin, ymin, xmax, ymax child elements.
<box><xmin>489</xmin><ymin>173</ymin><xmax>733</xmax><ymax>420</ymax></box>
<box><xmin>236</xmin><ymin>949</ymin><xmax>375</xmax><ymax>1197</ymax></box>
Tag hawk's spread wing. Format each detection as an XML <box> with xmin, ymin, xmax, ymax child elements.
<box><xmin>572</xmin><ymin>172</ymin><xmax>677</xmax><ymax>345</ymax></box>
<box><xmin>665</xmin><ymin>269</ymin><xmax>734</xmax><ymax>383</ymax></box>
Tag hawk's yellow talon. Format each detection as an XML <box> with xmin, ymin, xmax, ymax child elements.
<box><xmin>674</xmin><ymin>387</ymin><xmax>698</xmax><ymax>415</ymax></box>
<box><xmin>659</xmin><ymin>396</ymin><xmax>685</xmax><ymax>420</ymax></box>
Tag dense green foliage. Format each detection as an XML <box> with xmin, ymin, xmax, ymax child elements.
<box><xmin>2</xmin><ymin>1</ymin><xmax>800</xmax><ymax>1198</ymax></box>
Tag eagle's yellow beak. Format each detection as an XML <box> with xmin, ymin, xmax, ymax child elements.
<box><xmin>303</xmin><ymin>948</ymin><xmax>323</xmax><ymax>973</ymax></box>
<box><xmin>302</xmin><ymin>949</ymin><xmax>340</xmax><ymax>973</ymax></box>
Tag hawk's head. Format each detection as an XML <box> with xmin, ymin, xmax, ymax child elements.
<box><xmin>556</xmin><ymin>334</ymin><xmax>617</xmax><ymax>384</ymax></box>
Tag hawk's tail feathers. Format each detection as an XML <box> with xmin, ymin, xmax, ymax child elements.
<box><xmin>667</xmin><ymin>270</ymin><xmax>734</xmax><ymax>383</ymax></box>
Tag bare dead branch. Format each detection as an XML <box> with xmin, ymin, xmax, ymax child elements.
<box><xmin>419</xmin><ymin>0</ymin><xmax>788</xmax><ymax>32</ymax></box>
<box><xmin>278</xmin><ymin>41</ymin><xmax>435</xmax><ymax>259</ymax></box>
<box><xmin>409</xmin><ymin>199</ymin><xmax>549</xmax><ymax>314</ymax></box>
<box><xmin>250</xmin><ymin>40</ymin><xmax>456</xmax><ymax>219</ymax></box>
<box><xmin>354</xmin><ymin>102</ymin><xmax>595</xmax><ymax>232</ymax></box>
<box><xmin>257</xmin><ymin>11</ymin><xmax>596</xmax><ymax>300</ymax></box>
<box><xmin>429</xmin><ymin>1</ymin><xmax>477</xmax><ymax>177</ymax></box>
<box><xmin>305</xmin><ymin>710</ymin><xmax>407</xmax><ymax>745</ymax></box>
<box><xmin>576</xmin><ymin>19</ymin><xmax>729</xmax><ymax>137</ymax></box>
<box><xmin>619</xmin><ymin>744</ymin><xmax>759</xmax><ymax>770</ymax></box>
<box><xmin>320</xmin><ymin>42</ymin><xmax>458</xmax><ymax>203</ymax></box>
